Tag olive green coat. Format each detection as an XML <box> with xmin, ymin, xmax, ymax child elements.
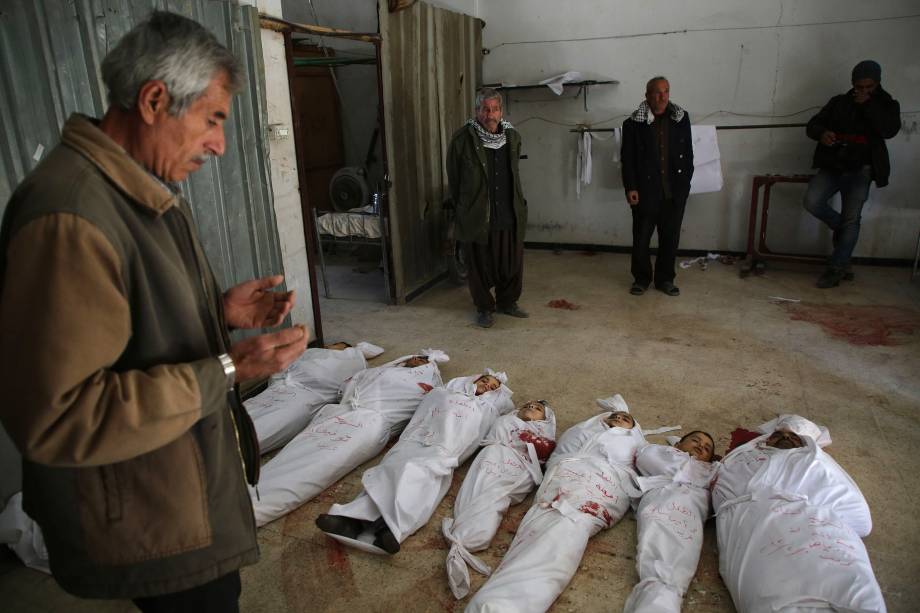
<box><xmin>446</xmin><ymin>123</ymin><xmax>527</xmax><ymax>244</ymax></box>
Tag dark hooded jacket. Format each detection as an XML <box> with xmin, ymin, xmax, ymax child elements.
<box><xmin>806</xmin><ymin>85</ymin><xmax>900</xmax><ymax>187</ymax></box>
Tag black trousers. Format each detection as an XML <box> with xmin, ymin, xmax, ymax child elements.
<box><xmin>133</xmin><ymin>571</ymin><xmax>241</xmax><ymax>613</ymax></box>
<box><xmin>630</xmin><ymin>198</ymin><xmax>686</xmax><ymax>287</ymax></box>
<box><xmin>464</xmin><ymin>228</ymin><xmax>524</xmax><ymax>312</ymax></box>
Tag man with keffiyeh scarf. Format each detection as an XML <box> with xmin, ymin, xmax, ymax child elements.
<box><xmin>447</xmin><ymin>88</ymin><xmax>528</xmax><ymax>328</ymax></box>
<box><xmin>621</xmin><ymin>76</ymin><xmax>694</xmax><ymax>297</ymax></box>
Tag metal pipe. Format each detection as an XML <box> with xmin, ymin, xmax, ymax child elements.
<box><xmin>569</xmin><ymin>123</ymin><xmax>806</xmax><ymax>133</ymax></box>
<box><xmin>373</xmin><ymin>36</ymin><xmax>396</xmax><ymax>304</ymax></box>
<box><xmin>260</xmin><ymin>14</ymin><xmax>381</xmax><ymax>43</ymax></box>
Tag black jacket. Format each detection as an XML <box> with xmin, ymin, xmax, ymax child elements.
<box><xmin>806</xmin><ymin>86</ymin><xmax>900</xmax><ymax>187</ymax></box>
<box><xmin>621</xmin><ymin>109</ymin><xmax>694</xmax><ymax>211</ymax></box>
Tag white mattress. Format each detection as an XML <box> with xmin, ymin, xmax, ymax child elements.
<box><xmin>317</xmin><ymin>206</ymin><xmax>382</xmax><ymax>239</ymax></box>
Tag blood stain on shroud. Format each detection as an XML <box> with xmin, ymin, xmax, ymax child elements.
<box><xmin>783</xmin><ymin>303</ymin><xmax>920</xmax><ymax>346</ymax></box>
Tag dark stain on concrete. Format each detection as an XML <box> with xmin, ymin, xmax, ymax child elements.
<box><xmin>784</xmin><ymin>303</ymin><xmax>920</xmax><ymax>346</ymax></box>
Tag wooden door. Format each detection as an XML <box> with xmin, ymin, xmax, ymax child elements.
<box><xmin>292</xmin><ymin>45</ymin><xmax>345</xmax><ymax>213</ymax></box>
<box><xmin>379</xmin><ymin>2</ymin><xmax>481</xmax><ymax>301</ymax></box>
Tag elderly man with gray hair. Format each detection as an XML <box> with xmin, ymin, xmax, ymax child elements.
<box><xmin>0</xmin><ymin>11</ymin><xmax>309</xmax><ymax>611</ymax></box>
<box><xmin>621</xmin><ymin>76</ymin><xmax>694</xmax><ymax>297</ymax></box>
<box><xmin>447</xmin><ymin>87</ymin><xmax>529</xmax><ymax>328</ymax></box>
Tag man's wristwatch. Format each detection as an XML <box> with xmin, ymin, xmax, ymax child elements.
<box><xmin>217</xmin><ymin>353</ymin><xmax>236</xmax><ymax>390</ymax></box>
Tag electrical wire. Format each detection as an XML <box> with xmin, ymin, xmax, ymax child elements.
<box><xmin>487</xmin><ymin>13</ymin><xmax>920</xmax><ymax>51</ymax></box>
<box><xmin>515</xmin><ymin>107</ymin><xmax>920</xmax><ymax>129</ymax></box>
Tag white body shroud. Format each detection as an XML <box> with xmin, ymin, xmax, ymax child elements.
<box><xmin>466</xmin><ymin>406</ymin><xmax>647</xmax><ymax>613</ymax></box>
<box><xmin>244</xmin><ymin>345</ymin><xmax>371</xmax><ymax>453</ymax></box>
<box><xmin>443</xmin><ymin>408</ymin><xmax>558</xmax><ymax>599</ymax></box>
<box><xmin>624</xmin><ymin>444</ymin><xmax>716</xmax><ymax>613</ymax></box>
<box><xmin>713</xmin><ymin>435</ymin><xmax>885</xmax><ymax>613</ymax></box>
<box><xmin>0</xmin><ymin>492</ymin><xmax>49</xmax><ymax>574</ymax></box>
<box><xmin>329</xmin><ymin>373</ymin><xmax>515</xmax><ymax>545</ymax></box>
<box><xmin>250</xmin><ymin>353</ymin><xmax>445</xmax><ymax>527</ymax></box>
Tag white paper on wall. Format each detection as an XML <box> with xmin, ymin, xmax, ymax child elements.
<box><xmin>689</xmin><ymin>125</ymin><xmax>723</xmax><ymax>195</ymax></box>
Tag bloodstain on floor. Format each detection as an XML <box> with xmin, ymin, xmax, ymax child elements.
<box><xmin>403</xmin><ymin>532</ymin><xmax>448</xmax><ymax>553</ymax></box>
<box><xmin>498</xmin><ymin>506</ymin><xmax>527</xmax><ymax>535</ymax></box>
<box><xmin>325</xmin><ymin>538</ymin><xmax>351</xmax><ymax>573</ymax></box>
<box><xmin>783</xmin><ymin>303</ymin><xmax>920</xmax><ymax>346</ymax></box>
<box><xmin>547</xmin><ymin>298</ymin><xmax>580</xmax><ymax>310</ymax></box>
<box><xmin>280</xmin><ymin>534</ymin><xmax>355</xmax><ymax>610</ymax></box>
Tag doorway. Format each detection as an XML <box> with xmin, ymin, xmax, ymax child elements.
<box><xmin>290</xmin><ymin>39</ymin><xmax>391</xmax><ymax>304</ymax></box>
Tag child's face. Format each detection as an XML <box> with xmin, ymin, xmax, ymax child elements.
<box><xmin>605</xmin><ymin>411</ymin><xmax>634</xmax><ymax>429</ymax></box>
<box><xmin>475</xmin><ymin>375</ymin><xmax>500</xmax><ymax>395</ymax></box>
<box><xmin>518</xmin><ymin>401</ymin><xmax>546</xmax><ymax>422</ymax></box>
<box><xmin>402</xmin><ymin>356</ymin><xmax>429</xmax><ymax>368</ymax></box>
<box><xmin>676</xmin><ymin>431</ymin><xmax>715</xmax><ymax>462</ymax></box>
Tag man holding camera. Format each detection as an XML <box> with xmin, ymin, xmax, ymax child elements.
<box><xmin>803</xmin><ymin>60</ymin><xmax>901</xmax><ymax>288</ymax></box>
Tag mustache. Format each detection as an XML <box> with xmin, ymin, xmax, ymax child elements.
<box><xmin>192</xmin><ymin>152</ymin><xmax>216</xmax><ymax>165</ymax></box>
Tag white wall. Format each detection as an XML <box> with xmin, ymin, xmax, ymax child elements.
<box><xmin>479</xmin><ymin>0</ymin><xmax>920</xmax><ymax>258</ymax></box>
<box><xmin>261</xmin><ymin>29</ymin><xmax>315</xmax><ymax>333</ymax></box>
<box><xmin>244</xmin><ymin>0</ymin><xmax>315</xmax><ymax>332</ymax></box>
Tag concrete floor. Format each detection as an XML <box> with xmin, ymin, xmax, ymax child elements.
<box><xmin>315</xmin><ymin>245</ymin><xmax>388</xmax><ymax>303</ymax></box>
<box><xmin>2</xmin><ymin>250</ymin><xmax>919</xmax><ymax>612</ymax></box>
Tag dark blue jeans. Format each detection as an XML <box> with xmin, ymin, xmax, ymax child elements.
<box><xmin>802</xmin><ymin>166</ymin><xmax>872</xmax><ymax>269</ymax></box>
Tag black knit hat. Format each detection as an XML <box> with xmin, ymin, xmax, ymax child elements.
<box><xmin>852</xmin><ymin>60</ymin><xmax>881</xmax><ymax>83</ymax></box>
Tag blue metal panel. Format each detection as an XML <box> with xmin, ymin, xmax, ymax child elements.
<box><xmin>0</xmin><ymin>0</ymin><xmax>283</xmax><ymax>292</ymax></box>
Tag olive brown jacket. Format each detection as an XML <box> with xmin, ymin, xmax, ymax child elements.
<box><xmin>0</xmin><ymin>114</ymin><xmax>260</xmax><ymax>599</ymax></box>
<box><xmin>446</xmin><ymin>123</ymin><xmax>528</xmax><ymax>245</ymax></box>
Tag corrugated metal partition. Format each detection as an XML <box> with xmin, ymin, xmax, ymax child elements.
<box><xmin>0</xmin><ymin>0</ymin><xmax>284</xmax><ymax>291</ymax></box>
<box><xmin>379</xmin><ymin>1</ymin><xmax>481</xmax><ymax>301</ymax></box>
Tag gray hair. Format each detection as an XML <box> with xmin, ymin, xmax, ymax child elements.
<box><xmin>102</xmin><ymin>11</ymin><xmax>242</xmax><ymax>116</ymax></box>
<box><xmin>646</xmin><ymin>76</ymin><xmax>669</xmax><ymax>93</ymax></box>
<box><xmin>475</xmin><ymin>87</ymin><xmax>503</xmax><ymax>111</ymax></box>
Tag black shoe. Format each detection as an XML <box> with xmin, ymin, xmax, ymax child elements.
<box><xmin>816</xmin><ymin>268</ymin><xmax>846</xmax><ymax>289</ymax></box>
<box><xmin>370</xmin><ymin>518</ymin><xmax>400</xmax><ymax>554</ymax></box>
<box><xmin>655</xmin><ymin>282</ymin><xmax>680</xmax><ymax>296</ymax></box>
<box><xmin>498</xmin><ymin>303</ymin><xmax>529</xmax><ymax>318</ymax></box>
<box><xmin>476</xmin><ymin>311</ymin><xmax>494</xmax><ymax>328</ymax></box>
<box><xmin>316</xmin><ymin>514</ymin><xmax>363</xmax><ymax>540</ymax></box>
<box><xmin>629</xmin><ymin>283</ymin><xmax>647</xmax><ymax>296</ymax></box>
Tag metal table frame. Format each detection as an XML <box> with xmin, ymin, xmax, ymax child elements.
<box><xmin>313</xmin><ymin>209</ymin><xmax>391</xmax><ymax>300</ymax></box>
<box><xmin>740</xmin><ymin>174</ymin><xmax>822</xmax><ymax>277</ymax></box>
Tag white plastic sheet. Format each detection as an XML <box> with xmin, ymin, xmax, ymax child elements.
<box><xmin>624</xmin><ymin>444</ymin><xmax>716</xmax><ymax>613</ymax></box>
<box><xmin>244</xmin><ymin>345</ymin><xmax>371</xmax><ymax>453</ymax></box>
<box><xmin>713</xmin><ymin>421</ymin><xmax>885</xmax><ymax>613</ymax></box>
<box><xmin>576</xmin><ymin>131</ymin><xmax>592</xmax><ymax>199</ymax></box>
<box><xmin>538</xmin><ymin>71</ymin><xmax>583</xmax><ymax>95</ymax></box>
<box><xmin>466</xmin><ymin>403</ymin><xmax>647</xmax><ymax>613</ymax></box>
<box><xmin>689</xmin><ymin>125</ymin><xmax>723</xmax><ymax>195</ymax></box>
<box><xmin>249</xmin><ymin>352</ymin><xmax>446</xmax><ymax>527</ymax></box>
<box><xmin>443</xmin><ymin>406</ymin><xmax>558</xmax><ymax>599</ymax></box>
<box><xmin>0</xmin><ymin>492</ymin><xmax>50</xmax><ymax>574</ymax></box>
<box><xmin>327</xmin><ymin>372</ymin><xmax>515</xmax><ymax>547</ymax></box>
